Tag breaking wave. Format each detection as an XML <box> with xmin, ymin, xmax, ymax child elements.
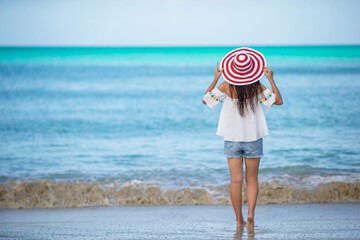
<box><xmin>0</xmin><ymin>179</ymin><xmax>359</xmax><ymax>209</ymax></box>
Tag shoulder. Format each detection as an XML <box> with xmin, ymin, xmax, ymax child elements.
<box><xmin>218</xmin><ymin>81</ymin><xmax>229</xmax><ymax>93</ymax></box>
<box><xmin>259</xmin><ymin>82</ymin><xmax>266</xmax><ymax>90</ymax></box>
<box><xmin>258</xmin><ymin>82</ymin><xmax>266</xmax><ymax>94</ymax></box>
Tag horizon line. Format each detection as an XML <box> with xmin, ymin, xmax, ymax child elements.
<box><xmin>0</xmin><ymin>43</ymin><xmax>360</xmax><ymax>48</ymax></box>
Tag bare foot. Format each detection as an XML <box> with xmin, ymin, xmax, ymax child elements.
<box><xmin>236</xmin><ymin>217</ymin><xmax>246</xmax><ymax>228</ymax></box>
<box><xmin>246</xmin><ymin>217</ymin><xmax>254</xmax><ymax>233</ymax></box>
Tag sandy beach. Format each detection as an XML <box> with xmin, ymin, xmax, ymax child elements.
<box><xmin>1</xmin><ymin>203</ymin><xmax>359</xmax><ymax>239</ymax></box>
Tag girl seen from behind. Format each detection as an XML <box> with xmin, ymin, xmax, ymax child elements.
<box><xmin>202</xmin><ymin>47</ymin><xmax>283</xmax><ymax>234</ymax></box>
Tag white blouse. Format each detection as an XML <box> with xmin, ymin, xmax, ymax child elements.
<box><xmin>203</xmin><ymin>83</ymin><xmax>276</xmax><ymax>142</ymax></box>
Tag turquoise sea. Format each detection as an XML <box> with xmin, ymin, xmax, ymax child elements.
<box><xmin>0</xmin><ymin>46</ymin><xmax>360</xmax><ymax>208</ymax></box>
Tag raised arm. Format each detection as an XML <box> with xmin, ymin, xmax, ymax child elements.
<box><xmin>202</xmin><ymin>62</ymin><xmax>223</xmax><ymax>104</ymax></box>
<box><xmin>263</xmin><ymin>67</ymin><xmax>283</xmax><ymax>105</ymax></box>
<box><xmin>205</xmin><ymin>62</ymin><xmax>222</xmax><ymax>92</ymax></box>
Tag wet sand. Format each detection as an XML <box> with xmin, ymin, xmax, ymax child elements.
<box><xmin>1</xmin><ymin>203</ymin><xmax>359</xmax><ymax>240</ymax></box>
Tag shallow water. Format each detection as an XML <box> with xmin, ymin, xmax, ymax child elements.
<box><xmin>1</xmin><ymin>204</ymin><xmax>359</xmax><ymax>240</ymax></box>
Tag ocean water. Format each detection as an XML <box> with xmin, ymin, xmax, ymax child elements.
<box><xmin>0</xmin><ymin>46</ymin><xmax>360</xmax><ymax>208</ymax></box>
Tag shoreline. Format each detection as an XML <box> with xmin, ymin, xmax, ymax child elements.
<box><xmin>1</xmin><ymin>179</ymin><xmax>359</xmax><ymax>209</ymax></box>
<box><xmin>1</xmin><ymin>203</ymin><xmax>359</xmax><ymax>239</ymax></box>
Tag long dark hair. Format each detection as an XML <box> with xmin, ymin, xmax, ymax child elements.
<box><xmin>228</xmin><ymin>81</ymin><xmax>261</xmax><ymax>117</ymax></box>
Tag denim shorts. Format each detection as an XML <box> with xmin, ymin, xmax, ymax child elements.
<box><xmin>224</xmin><ymin>138</ymin><xmax>263</xmax><ymax>158</ymax></box>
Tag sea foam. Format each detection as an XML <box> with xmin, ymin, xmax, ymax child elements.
<box><xmin>0</xmin><ymin>179</ymin><xmax>359</xmax><ymax>209</ymax></box>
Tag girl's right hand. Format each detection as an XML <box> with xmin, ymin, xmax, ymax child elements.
<box><xmin>264</xmin><ymin>67</ymin><xmax>274</xmax><ymax>80</ymax></box>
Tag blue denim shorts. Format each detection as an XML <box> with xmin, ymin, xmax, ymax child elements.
<box><xmin>224</xmin><ymin>138</ymin><xmax>263</xmax><ymax>158</ymax></box>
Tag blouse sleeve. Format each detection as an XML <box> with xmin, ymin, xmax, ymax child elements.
<box><xmin>260</xmin><ymin>88</ymin><xmax>276</xmax><ymax>109</ymax></box>
<box><xmin>203</xmin><ymin>87</ymin><xmax>227</xmax><ymax>109</ymax></box>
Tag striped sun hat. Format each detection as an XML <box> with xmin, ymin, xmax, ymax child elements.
<box><xmin>220</xmin><ymin>47</ymin><xmax>267</xmax><ymax>86</ymax></box>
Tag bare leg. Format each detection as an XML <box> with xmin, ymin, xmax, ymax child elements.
<box><xmin>245</xmin><ymin>157</ymin><xmax>261</xmax><ymax>233</ymax></box>
<box><xmin>227</xmin><ymin>157</ymin><xmax>245</xmax><ymax>228</ymax></box>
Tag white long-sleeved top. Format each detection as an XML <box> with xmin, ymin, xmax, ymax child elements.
<box><xmin>203</xmin><ymin>82</ymin><xmax>276</xmax><ymax>142</ymax></box>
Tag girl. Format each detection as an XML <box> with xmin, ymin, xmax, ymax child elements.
<box><xmin>202</xmin><ymin>49</ymin><xmax>283</xmax><ymax>233</ymax></box>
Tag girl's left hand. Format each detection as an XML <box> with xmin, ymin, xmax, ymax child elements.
<box><xmin>203</xmin><ymin>62</ymin><xmax>223</xmax><ymax>103</ymax></box>
<box><xmin>214</xmin><ymin>62</ymin><xmax>222</xmax><ymax>79</ymax></box>
<box><xmin>204</xmin><ymin>62</ymin><xmax>222</xmax><ymax>94</ymax></box>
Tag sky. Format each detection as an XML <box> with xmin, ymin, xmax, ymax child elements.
<box><xmin>0</xmin><ymin>0</ymin><xmax>360</xmax><ymax>46</ymax></box>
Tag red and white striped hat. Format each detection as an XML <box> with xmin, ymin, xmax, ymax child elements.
<box><xmin>220</xmin><ymin>47</ymin><xmax>266</xmax><ymax>86</ymax></box>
